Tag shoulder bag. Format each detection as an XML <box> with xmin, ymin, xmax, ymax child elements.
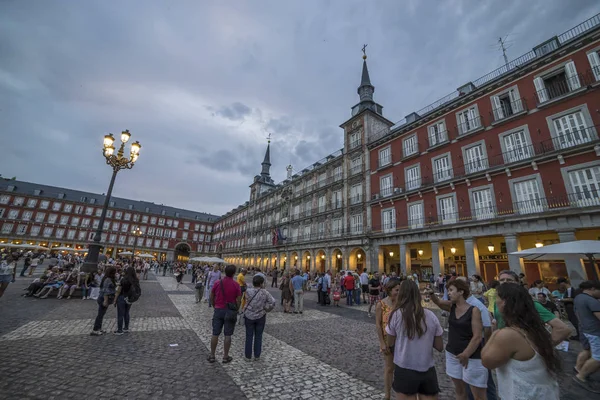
<box><xmin>219</xmin><ymin>279</ymin><xmax>239</xmax><ymax>322</ymax></box>
<box><xmin>238</xmin><ymin>289</ymin><xmax>261</xmax><ymax>326</ymax></box>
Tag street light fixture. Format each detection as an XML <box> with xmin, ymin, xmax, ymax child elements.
<box><xmin>389</xmin><ymin>251</ymin><xmax>394</xmax><ymax>257</ymax></box>
<box><xmin>417</xmin><ymin>249</ymin><xmax>424</xmax><ymax>257</ymax></box>
<box><xmin>488</xmin><ymin>242</ymin><xmax>495</xmax><ymax>253</ymax></box>
<box><xmin>535</xmin><ymin>239</ymin><xmax>544</xmax><ymax>248</ymax></box>
<box><xmin>82</xmin><ymin>129</ymin><xmax>141</xmax><ymax>273</ymax></box>
<box><xmin>450</xmin><ymin>245</ymin><xmax>457</xmax><ymax>254</ymax></box>
<box><xmin>131</xmin><ymin>226</ymin><xmax>142</xmax><ymax>262</ymax></box>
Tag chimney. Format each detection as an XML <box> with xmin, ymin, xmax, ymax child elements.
<box><xmin>286</xmin><ymin>165</ymin><xmax>293</xmax><ymax>179</ymax></box>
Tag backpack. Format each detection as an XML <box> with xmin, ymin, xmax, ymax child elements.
<box><xmin>125</xmin><ymin>280</ymin><xmax>142</xmax><ymax>305</ymax></box>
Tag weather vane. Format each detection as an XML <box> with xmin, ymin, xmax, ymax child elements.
<box><xmin>266</xmin><ymin>132</ymin><xmax>272</xmax><ymax>144</ymax></box>
<box><xmin>362</xmin><ymin>44</ymin><xmax>368</xmax><ymax>60</ymax></box>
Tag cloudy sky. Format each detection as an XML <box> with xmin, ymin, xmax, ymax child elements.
<box><xmin>1</xmin><ymin>0</ymin><xmax>598</xmax><ymax>216</ymax></box>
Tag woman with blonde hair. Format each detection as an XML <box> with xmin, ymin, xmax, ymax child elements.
<box><xmin>375</xmin><ymin>278</ymin><xmax>401</xmax><ymax>400</ymax></box>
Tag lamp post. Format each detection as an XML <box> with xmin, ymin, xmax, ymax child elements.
<box><xmin>131</xmin><ymin>226</ymin><xmax>142</xmax><ymax>263</ymax></box>
<box><xmin>82</xmin><ymin>130</ymin><xmax>141</xmax><ymax>273</ymax></box>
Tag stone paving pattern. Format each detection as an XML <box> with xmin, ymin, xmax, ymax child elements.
<box><xmin>0</xmin><ymin>271</ymin><xmax>594</xmax><ymax>399</ymax></box>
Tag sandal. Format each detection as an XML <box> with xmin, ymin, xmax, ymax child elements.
<box><xmin>207</xmin><ymin>355</ymin><xmax>216</xmax><ymax>363</ymax></box>
<box><xmin>222</xmin><ymin>356</ymin><xmax>233</xmax><ymax>363</ymax></box>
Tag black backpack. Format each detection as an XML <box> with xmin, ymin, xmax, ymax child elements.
<box><xmin>126</xmin><ymin>280</ymin><xmax>142</xmax><ymax>305</ymax></box>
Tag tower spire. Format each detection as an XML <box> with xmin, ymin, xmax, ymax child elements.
<box><xmin>260</xmin><ymin>135</ymin><xmax>271</xmax><ymax>178</ymax></box>
<box><xmin>357</xmin><ymin>44</ymin><xmax>374</xmax><ymax>104</ymax></box>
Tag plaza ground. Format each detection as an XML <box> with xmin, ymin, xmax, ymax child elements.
<box><xmin>0</xmin><ymin>269</ymin><xmax>594</xmax><ymax>400</ymax></box>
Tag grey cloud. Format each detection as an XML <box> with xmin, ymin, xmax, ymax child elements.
<box><xmin>1</xmin><ymin>0</ymin><xmax>598</xmax><ymax>215</ymax></box>
<box><xmin>211</xmin><ymin>102</ymin><xmax>252</xmax><ymax>121</ymax></box>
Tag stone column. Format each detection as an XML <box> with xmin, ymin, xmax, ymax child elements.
<box><xmin>399</xmin><ymin>242</ymin><xmax>411</xmax><ymax>276</ymax></box>
<box><xmin>431</xmin><ymin>241</ymin><xmax>443</xmax><ymax>276</ymax></box>
<box><xmin>558</xmin><ymin>230</ymin><xmax>587</xmax><ymax>286</ymax></box>
<box><xmin>505</xmin><ymin>234</ymin><xmax>524</xmax><ymax>274</ymax></box>
<box><xmin>464</xmin><ymin>238</ymin><xmax>480</xmax><ymax>277</ymax></box>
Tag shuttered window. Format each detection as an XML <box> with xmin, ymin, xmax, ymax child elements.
<box><xmin>513</xmin><ymin>179</ymin><xmax>544</xmax><ymax>214</ymax></box>
<box><xmin>408</xmin><ymin>203</ymin><xmax>423</xmax><ymax>229</ymax></box>
<box><xmin>503</xmin><ymin>130</ymin><xmax>532</xmax><ymax>163</ymax></box>
<box><xmin>552</xmin><ymin>111</ymin><xmax>591</xmax><ymax>149</ymax></box>
<box><xmin>434</xmin><ymin>156</ymin><xmax>451</xmax><ymax>182</ymax></box>
<box><xmin>405</xmin><ymin>165</ymin><xmax>421</xmax><ymax>190</ymax></box>
<box><xmin>438</xmin><ymin>196</ymin><xmax>457</xmax><ymax>224</ymax></box>
<box><xmin>471</xmin><ymin>188</ymin><xmax>495</xmax><ymax>220</ymax></box>
<box><xmin>382</xmin><ymin>208</ymin><xmax>396</xmax><ymax>233</ymax></box>
<box><xmin>464</xmin><ymin>144</ymin><xmax>487</xmax><ymax>174</ymax></box>
<box><xmin>568</xmin><ymin>166</ymin><xmax>600</xmax><ymax>206</ymax></box>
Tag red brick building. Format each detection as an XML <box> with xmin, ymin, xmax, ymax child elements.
<box><xmin>367</xmin><ymin>14</ymin><xmax>600</xmax><ymax>286</ymax></box>
<box><xmin>0</xmin><ymin>180</ymin><xmax>219</xmax><ymax>261</ymax></box>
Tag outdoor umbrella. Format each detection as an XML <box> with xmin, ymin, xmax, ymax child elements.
<box><xmin>119</xmin><ymin>251</ymin><xmax>133</xmax><ymax>256</ymax></box>
<box><xmin>510</xmin><ymin>240</ymin><xmax>600</xmax><ymax>280</ymax></box>
<box><xmin>53</xmin><ymin>246</ymin><xmax>76</xmax><ymax>251</ymax></box>
<box><xmin>138</xmin><ymin>253</ymin><xmax>155</xmax><ymax>259</ymax></box>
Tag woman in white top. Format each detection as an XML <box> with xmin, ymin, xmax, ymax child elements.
<box><xmin>528</xmin><ymin>279</ymin><xmax>552</xmax><ymax>299</ymax></box>
<box><xmin>481</xmin><ymin>283</ymin><xmax>560</xmax><ymax>399</ymax></box>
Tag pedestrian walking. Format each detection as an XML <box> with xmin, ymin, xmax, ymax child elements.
<box><xmin>482</xmin><ymin>283</ymin><xmax>561</xmax><ymax>399</ymax></box>
<box><xmin>90</xmin><ymin>266</ymin><xmax>117</xmax><ymax>336</ymax></box>
<box><xmin>205</xmin><ymin>265</ymin><xmax>221</xmax><ymax>306</ymax></box>
<box><xmin>320</xmin><ymin>270</ymin><xmax>331</xmax><ymax>306</ymax></box>
<box><xmin>385</xmin><ymin>280</ymin><xmax>444</xmax><ymax>399</ymax></box>
<box><xmin>375</xmin><ymin>278</ymin><xmax>401</xmax><ymax>400</ymax></box>
<box><xmin>360</xmin><ymin>269</ymin><xmax>369</xmax><ymax>304</ymax></box>
<box><xmin>243</xmin><ymin>275</ymin><xmax>275</xmax><ymax>361</ymax></box>
<box><xmin>195</xmin><ymin>269</ymin><xmax>204</xmax><ymax>303</ymax></box>
<box><xmin>19</xmin><ymin>254</ymin><xmax>31</xmax><ymax>277</ymax></box>
<box><xmin>367</xmin><ymin>272</ymin><xmax>381</xmax><ymax>318</ymax></box>
<box><xmin>207</xmin><ymin>265</ymin><xmax>242</xmax><ymax>364</ymax></box>
<box><xmin>113</xmin><ymin>266</ymin><xmax>139</xmax><ymax>335</ymax></box>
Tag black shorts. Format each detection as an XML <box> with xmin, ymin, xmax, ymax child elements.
<box><xmin>393</xmin><ymin>365</ymin><xmax>439</xmax><ymax>396</ymax></box>
<box><xmin>212</xmin><ymin>308</ymin><xmax>235</xmax><ymax>337</ymax></box>
<box><xmin>361</xmin><ymin>284</ymin><xmax>369</xmax><ymax>293</ymax></box>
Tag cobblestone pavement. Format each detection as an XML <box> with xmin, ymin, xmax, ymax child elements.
<box><xmin>0</xmin><ymin>272</ymin><xmax>594</xmax><ymax>399</ymax></box>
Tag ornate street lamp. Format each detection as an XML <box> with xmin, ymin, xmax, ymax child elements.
<box><xmin>131</xmin><ymin>226</ymin><xmax>142</xmax><ymax>262</ymax></box>
<box><xmin>487</xmin><ymin>242</ymin><xmax>495</xmax><ymax>253</ymax></box>
<box><xmin>82</xmin><ymin>130</ymin><xmax>141</xmax><ymax>273</ymax></box>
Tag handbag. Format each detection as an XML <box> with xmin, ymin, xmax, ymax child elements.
<box><xmin>219</xmin><ymin>279</ymin><xmax>238</xmax><ymax>322</ymax></box>
<box><xmin>238</xmin><ymin>289</ymin><xmax>261</xmax><ymax>326</ymax></box>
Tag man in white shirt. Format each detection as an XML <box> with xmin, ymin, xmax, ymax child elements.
<box><xmin>359</xmin><ymin>270</ymin><xmax>369</xmax><ymax>303</ymax></box>
<box><xmin>320</xmin><ymin>271</ymin><xmax>332</xmax><ymax>306</ymax></box>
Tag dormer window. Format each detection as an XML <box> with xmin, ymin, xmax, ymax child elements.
<box><xmin>58</xmin><ymin>193</ymin><xmax>65</xmax><ymax>199</ymax></box>
<box><xmin>7</xmin><ymin>185</ymin><xmax>15</xmax><ymax>192</ymax></box>
<box><xmin>34</xmin><ymin>189</ymin><xmax>42</xmax><ymax>196</ymax></box>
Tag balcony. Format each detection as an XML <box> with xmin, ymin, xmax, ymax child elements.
<box><xmin>378</xmin><ymin>155</ymin><xmax>392</xmax><ymax>169</ymax></box>
<box><xmin>372</xmin><ymin>192</ymin><xmax>600</xmax><ymax>234</ymax></box>
<box><xmin>428</xmin><ymin>130</ymin><xmax>449</xmax><ymax>148</ymax></box>
<box><xmin>535</xmin><ymin>73</ymin><xmax>588</xmax><ymax>104</ymax></box>
<box><xmin>403</xmin><ymin>143</ymin><xmax>419</xmax><ymax>159</ymax></box>
<box><xmin>350</xmin><ymin>165</ymin><xmax>362</xmax><ymax>175</ymax></box>
<box><xmin>491</xmin><ymin>97</ymin><xmax>528</xmax><ymax>123</ymax></box>
<box><xmin>350</xmin><ymin>195</ymin><xmax>362</xmax><ymax>205</ymax></box>
<box><xmin>432</xmin><ymin>168</ymin><xmax>453</xmax><ymax>184</ymax></box>
<box><xmin>349</xmin><ymin>139</ymin><xmax>361</xmax><ymax>150</ymax></box>
<box><xmin>380</xmin><ymin>187</ymin><xmax>393</xmax><ymax>197</ymax></box>
<box><xmin>457</xmin><ymin>115</ymin><xmax>484</xmax><ymax>137</ymax></box>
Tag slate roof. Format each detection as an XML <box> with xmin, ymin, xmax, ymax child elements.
<box><xmin>0</xmin><ymin>179</ymin><xmax>220</xmax><ymax>222</ymax></box>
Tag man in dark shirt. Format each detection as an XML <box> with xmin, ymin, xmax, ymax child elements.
<box><xmin>537</xmin><ymin>293</ymin><xmax>559</xmax><ymax>317</ymax></box>
<box><xmin>367</xmin><ymin>272</ymin><xmax>381</xmax><ymax>317</ymax></box>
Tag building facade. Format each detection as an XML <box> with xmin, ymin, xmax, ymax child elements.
<box><xmin>368</xmin><ymin>13</ymin><xmax>600</xmax><ymax>286</ymax></box>
<box><xmin>0</xmin><ymin>180</ymin><xmax>219</xmax><ymax>261</ymax></box>
<box><xmin>214</xmin><ymin>54</ymin><xmax>394</xmax><ymax>273</ymax></box>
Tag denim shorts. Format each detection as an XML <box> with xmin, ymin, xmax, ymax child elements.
<box><xmin>583</xmin><ymin>333</ymin><xmax>600</xmax><ymax>361</ymax></box>
<box><xmin>212</xmin><ymin>308</ymin><xmax>235</xmax><ymax>337</ymax></box>
<box><xmin>0</xmin><ymin>274</ymin><xmax>12</xmax><ymax>284</ymax></box>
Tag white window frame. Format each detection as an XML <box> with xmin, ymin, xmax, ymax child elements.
<box><xmin>35</xmin><ymin>212</ymin><xmax>45</xmax><ymax>222</ymax></box>
<box><xmin>404</xmin><ymin>164</ymin><xmax>421</xmax><ymax>191</ymax></box>
<box><xmin>403</xmin><ymin>134</ymin><xmax>418</xmax><ymax>157</ymax></box>
<box><xmin>468</xmin><ymin>184</ymin><xmax>497</xmax><ymax>221</ymax></box>
<box><xmin>381</xmin><ymin>208</ymin><xmax>396</xmax><ymax>233</ymax></box>
<box><xmin>587</xmin><ymin>46</ymin><xmax>600</xmax><ymax>82</ymax></box>
<box><xmin>350</xmin><ymin>213</ymin><xmax>363</xmax><ymax>234</ymax></box>
<box><xmin>431</xmin><ymin>152</ymin><xmax>453</xmax><ymax>183</ymax></box>
<box><xmin>508</xmin><ymin>174</ymin><xmax>546</xmax><ymax>215</ymax></box>
<box><xmin>407</xmin><ymin>200</ymin><xmax>424</xmax><ymax>229</ymax></box>
<box><xmin>456</xmin><ymin>104</ymin><xmax>481</xmax><ymax>135</ymax></box>
<box><xmin>436</xmin><ymin>193</ymin><xmax>458</xmax><ymax>225</ymax></box>
<box><xmin>461</xmin><ymin>140</ymin><xmax>488</xmax><ymax>174</ymax></box>
<box><xmin>380</xmin><ymin>174</ymin><xmax>393</xmax><ymax>197</ymax></box>
<box><xmin>379</xmin><ymin>146</ymin><xmax>392</xmax><ymax>168</ymax></box>
<box><xmin>499</xmin><ymin>124</ymin><xmax>533</xmax><ymax>163</ymax></box>
<box><xmin>533</xmin><ymin>60</ymin><xmax>581</xmax><ymax>103</ymax></box>
<box><xmin>427</xmin><ymin>119</ymin><xmax>447</xmax><ymax>147</ymax></box>
<box><xmin>350</xmin><ymin>184</ymin><xmax>362</xmax><ymax>205</ymax></box>
<box><xmin>560</xmin><ymin>160</ymin><xmax>600</xmax><ymax>207</ymax></box>
<box><xmin>490</xmin><ymin>85</ymin><xmax>523</xmax><ymax>121</ymax></box>
<box><xmin>546</xmin><ymin>104</ymin><xmax>597</xmax><ymax>150</ymax></box>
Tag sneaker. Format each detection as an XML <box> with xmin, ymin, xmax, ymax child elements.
<box><xmin>123</xmin><ymin>329</ymin><xmax>129</xmax><ymax>333</ymax></box>
<box><xmin>244</xmin><ymin>357</ymin><xmax>252</xmax><ymax>362</ymax></box>
<box><xmin>90</xmin><ymin>330</ymin><xmax>103</xmax><ymax>336</ymax></box>
<box><xmin>254</xmin><ymin>357</ymin><xmax>260</xmax><ymax>361</ymax></box>
<box><xmin>367</xmin><ymin>313</ymin><xmax>372</xmax><ymax>318</ymax></box>
<box><xmin>114</xmin><ymin>331</ymin><xmax>124</xmax><ymax>335</ymax></box>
